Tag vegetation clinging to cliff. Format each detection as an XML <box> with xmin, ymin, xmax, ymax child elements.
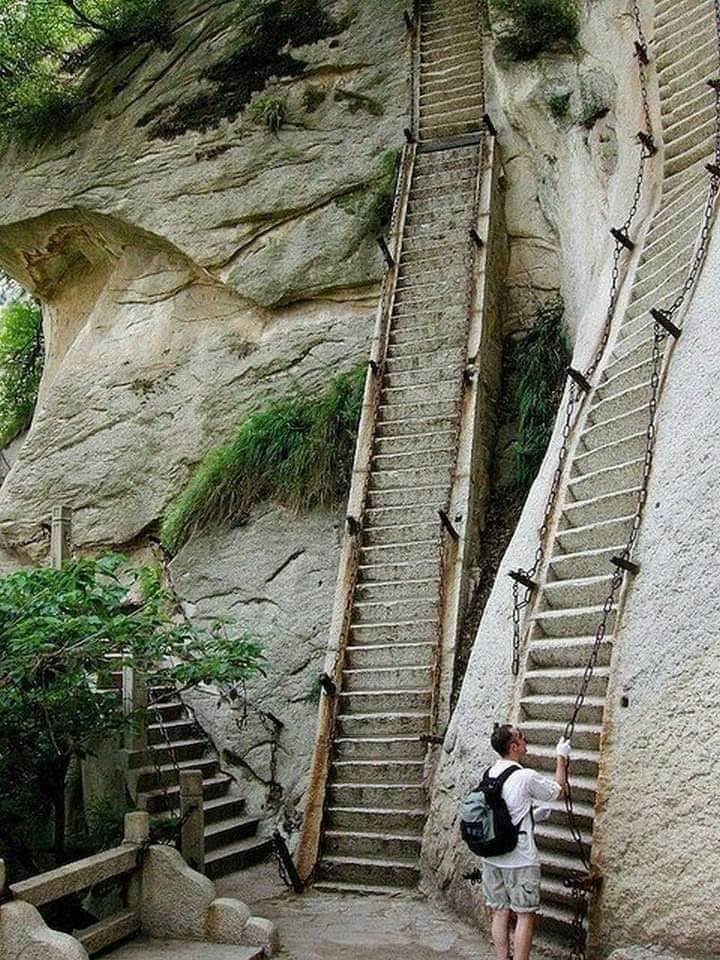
<box><xmin>0</xmin><ymin>296</ymin><xmax>44</xmax><ymax>448</ymax></box>
<box><xmin>490</xmin><ymin>0</ymin><xmax>580</xmax><ymax>60</ymax></box>
<box><xmin>161</xmin><ymin>364</ymin><xmax>367</xmax><ymax>554</ymax></box>
<box><xmin>509</xmin><ymin>296</ymin><xmax>571</xmax><ymax>492</ymax></box>
<box><xmin>0</xmin><ymin>0</ymin><xmax>170</xmax><ymax>145</ymax></box>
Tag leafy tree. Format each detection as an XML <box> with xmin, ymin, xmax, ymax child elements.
<box><xmin>0</xmin><ymin>555</ymin><xmax>265</xmax><ymax>877</ymax></box>
<box><xmin>489</xmin><ymin>0</ymin><xmax>580</xmax><ymax>60</ymax></box>
<box><xmin>0</xmin><ymin>295</ymin><xmax>44</xmax><ymax>448</ymax></box>
<box><xmin>0</xmin><ymin>0</ymin><xmax>170</xmax><ymax>144</ymax></box>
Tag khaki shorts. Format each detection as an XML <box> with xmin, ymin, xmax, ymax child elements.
<box><xmin>482</xmin><ymin>863</ymin><xmax>541</xmax><ymax>913</ymax></box>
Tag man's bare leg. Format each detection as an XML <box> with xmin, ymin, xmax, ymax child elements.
<box><xmin>513</xmin><ymin>912</ymin><xmax>536</xmax><ymax>960</ymax></box>
<box><xmin>491</xmin><ymin>909</ymin><xmax>511</xmax><ymax>960</ymax></box>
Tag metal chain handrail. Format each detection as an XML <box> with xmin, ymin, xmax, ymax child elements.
<box><xmin>558</xmin><ymin>4</ymin><xmax>720</xmax><ymax>958</ymax></box>
<box><xmin>510</xmin><ymin>2</ymin><xmax>655</xmax><ymax>677</ymax></box>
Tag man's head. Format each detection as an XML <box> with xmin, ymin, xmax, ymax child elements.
<box><xmin>491</xmin><ymin>723</ymin><xmax>527</xmax><ymax>760</ymax></box>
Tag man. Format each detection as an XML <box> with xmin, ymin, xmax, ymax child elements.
<box><xmin>481</xmin><ymin>724</ymin><xmax>572</xmax><ymax>960</ymax></box>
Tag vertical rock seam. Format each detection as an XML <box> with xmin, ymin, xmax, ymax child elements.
<box><xmin>512</xmin><ymin>0</ymin><xmax>720</xmax><ymax>947</ymax></box>
<box><xmin>314</xmin><ymin>0</ymin><xmax>487</xmax><ymax>893</ymax></box>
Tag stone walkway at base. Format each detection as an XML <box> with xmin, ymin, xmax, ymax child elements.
<box><xmin>111</xmin><ymin>942</ymin><xmax>262</xmax><ymax>960</ymax></box>
<box><xmin>216</xmin><ymin>862</ymin><xmax>495</xmax><ymax>960</ymax></box>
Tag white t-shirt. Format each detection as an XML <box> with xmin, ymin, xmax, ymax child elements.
<box><xmin>481</xmin><ymin>759</ymin><xmax>561</xmax><ymax>869</ymax></box>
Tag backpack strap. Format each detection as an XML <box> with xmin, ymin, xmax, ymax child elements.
<box><xmin>494</xmin><ymin>764</ymin><xmax>522</xmax><ymax>789</ymax></box>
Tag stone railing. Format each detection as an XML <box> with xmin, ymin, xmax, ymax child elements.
<box><xmin>0</xmin><ymin>812</ymin><xmax>278</xmax><ymax>960</ymax></box>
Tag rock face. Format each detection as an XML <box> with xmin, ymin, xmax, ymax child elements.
<box><xmin>169</xmin><ymin>504</ymin><xmax>345</xmax><ymax>820</ymax></box>
<box><xmin>0</xmin><ymin>0</ymin><xmax>405</xmax><ymax>825</ymax></box>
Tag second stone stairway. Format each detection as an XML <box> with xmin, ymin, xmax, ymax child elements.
<box><xmin>515</xmin><ymin>0</ymin><xmax>720</xmax><ymax>944</ymax></box>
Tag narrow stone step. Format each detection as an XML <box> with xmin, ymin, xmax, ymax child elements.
<box><xmin>324</xmin><ymin>829</ymin><xmax>422</xmax><ymax>860</ymax></box>
<box><xmin>345</xmin><ymin>640</ymin><xmax>435</xmax><ymax>669</ymax></box>
<box><xmin>342</xmin><ymin>663</ymin><xmax>432</xmax><ymax>692</ymax></box>
<box><xmin>335</xmin><ymin>711</ymin><xmax>430</xmax><ymax>739</ymax></box>
<box><xmin>385</xmin><ymin>350</ymin><xmax>464</xmax><ymax>378</ymax></box>
<box><xmin>547</xmin><ymin>545</ymin><xmax>623</xmax><ymax>580</ymax></box>
<box><xmin>313</xmin><ymin>880</ymin><xmax>411</xmax><ymax>896</ymax></box>
<box><xmin>358</xmin><ymin>558</ymin><xmax>438</xmax><ymax>583</ymax></box>
<box><xmin>334</xmin><ymin>735</ymin><xmax>427</xmax><ymax>762</ymax></box>
<box><xmin>553</xmin><ymin>514</ymin><xmax>634</xmax><ymax>554</ymax></box>
<box><xmin>332</xmin><ymin>758</ymin><xmax>425</xmax><ymax>786</ymax></box>
<box><xmin>603</xmin><ymin>334</ymin><xmax>654</xmax><ymax>381</ymax></box>
<box><xmin>527</xmin><ymin>635</ymin><xmax>612</xmax><ymax>670</ymax></box>
<box><xmin>202</xmin><ymin>794</ymin><xmax>247</xmax><ymax>825</ymax></box>
<box><xmin>372</xmin><ymin>443</ymin><xmax>457</xmax><ymax>469</ymax></box>
<box><xmin>355</xmin><ymin>576</ymin><xmax>439</xmax><ymax>604</ymax></box>
<box><xmin>362</xmin><ymin>519</ymin><xmax>438</xmax><ymax>546</ymax></box>
<box><xmin>364</xmin><ymin>502</ymin><xmax>440</xmax><ymax>530</ymax></box>
<box><xmin>366</xmin><ymin>485</ymin><xmax>447</xmax><ymax>512</ymax></box>
<box><xmin>353</xmin><ymin>594</ymin><xmax>439</xmax><ymax>625</ymax></box>
<box><xmin>567</xmin><ymin>457</ymin><xmax>644</xmax><ymax>503</ymax></box>
<box><xmin>571</xmin><ymin>430</ymin><xmax>646</xmax><ymax>479</ymax></box>
<box><xmin>520</xmin><ymin>719</ymin><xmax>602</xmax><ymax>753</ymax></box>
<box><xmin>327</xmin><ymin>782</ymin><xmax>426</xmax><ymax>809</ymax></box>
<box><xmin>587</xmin><ymin>379</ymin><xmax>653</xmax><ymax>427</ymax></box>
<box><xmin>139</xmin><ymin>773</ymin><xmax>232</xmax><ymax>814</ymax></box>
<box><xmin>135</xmin><ymin>755</ymin><xmax>219</xmax><ymax>792</ymax></box>
<box><xmin>369</xmin><ymin>462</ymin><xmax>454</xmax><ymax>493</ymax></box>
<box><xmin>377</xmin><ymin>397</ymin><xmax>460</xmax><ymax>426</ymax></box>
<box><xmin>525</xmin><ymin>742</ymin><xmax>601</xmax><ymax>778</ymax></box>
<box><xmin>338</xmin><ymin>688</ymin><xmax>432</xmax><ymax>713</ymax></box>
<box><xmin>540</xmin><ymin>574</ymin><xmax>614</xmax><ymax>611</ymax></box>
<box><xmin>523</xmin><ymin>666</ymin><xmax>610</xmax><ymax>699</ymax></box>
<box><xmin>204</xmin><ymin>814</ymin><xmax>262</xmax><ymax>852</ymax></box>
<box><xmin>597</xmin><ymin>354</ymin><xmax>653</xmax><ymax>398</ymax></box>
<box><xmin>529</xmin><ymin>604</ymin><xmax>616</xmax><ymax>639</ymax></box>
<box><xmin>359</xmin><ymin>540</ymin><xmax>439</xmax><ymax>567</ymax></box>
<box><xmin>579</xmin><ymin>403</ymin><xmax>649</xmax><ymax>449</ymax></box>
<box><xmin>149</xmin><ymin>700</ymin><xmax>186</xmax><ymax>722</ymax></box>
<box><xmin>520</xmin><ymin>693</ymin><xmax>605</xmax><ymax>727</ymax></box>
<box><xmin>560</xmin><ymin>486</ymin><xmax>640</xmax><ymax>528</ymax></box>
<box><xmin>128</xmin><ymin>737</ymin><xmax>208</xmax><ymax>769</ymax></box>
<box><xmin>325</xmin><ymin>806</ymin><xmax>427</xmax><ymax>834</ymax></box>
<box><xmin>535</xmin><ymin>822</ymin><xmax>592</xmax><ymax>858</ymax></box>
<box><xmin>317</xmin><ymin>855</ymin><xmax>420</xmax><ymax>888</ymax></box>
<box><xmin>387</xmin><ymin>327</ymin><xmax>465</xmax><ymax>352</ymax></box>
<box><xmin>205</xmin><ymin>835</ymin><xmax>273</xmax><ymax>880</ymax></box>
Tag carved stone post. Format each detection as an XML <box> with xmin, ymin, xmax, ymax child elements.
<box><xmin>122</xmin><ymin>666</ymin><xmax>148</xmax><ymax>761</ymax></box>
<box><xmin>179</xmin><ymin>770</ymin><xmax>205</xmax><ymax>873</ymax></box>
<box><xmin>123</xmin><ymin>812</ymin><xmax>150</xmax><ymax>912</ymax></box>
<box><xmin>50</xmin><ymin>506</ymin><xmax>72</xmax><ymax>569</ymax></box>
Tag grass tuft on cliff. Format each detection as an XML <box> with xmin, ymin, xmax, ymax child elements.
<box><xmin>161</xmin><ymin>364</ymin><xmax>367</xmax><ymax>554</ymax></box>
<box><xmin>490</xmin><ymin>0</ymin><xmax>580</xmax><ymax>60</ymax></box>
<box><xmin>0</xmin><ymin>296</ymin><xmax>45</xmax><ymax>448</ymax></box>
<box><xmin>508</xmin><ymin>296</ymin><xmax>571</xmax><ymax>492</ymax></box>
<box><xmin>0</xmin><ymin>0</ymin><xmax>170</xmax><ymax>146</ymax></box>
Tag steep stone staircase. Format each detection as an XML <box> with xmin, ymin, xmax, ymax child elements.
<box><xmin>314</xmin><ymin>0</ymin><xmax>486</xmax><ymax>892</ymax></box>
<box><xmin>104</xmin><ymin>667</ymin><xmax>272</xmax><ymax>880</ymax></box>
<box><xmin>515</xmin><ymin>0</ymin><xmax>720</xmax><ymax>943</ymax></box>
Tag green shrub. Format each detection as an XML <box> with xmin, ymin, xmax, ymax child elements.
<box><xmin>336</xmin><ymin>148</ymin><xmax>401</xmax><ymax>242</ymax></box>
<box><xmin>546</xmin><ymin>88</ymin><xmax>571</xmax><ymax>118</ymax></box>
<box><xmin>161</xmin><ymin>364</ymin><xmax>367</xmax><ymax>554</ymax></box>
<box><xmin>248</xmin><ymin>92</ymin><xmax>288</xmax><ymax>132</ymax></box>
<box><xmin>490</xmin><ymin>0</ymin><xmax>580</xmax><ymax>60</ymax></box>
<box><xmin>0</xmin><ymin>296</ymin><xmax>44</xmax><ymax>447</ymax></box>
<box><xmin>0</xmin><ymin>0</ymin><xmax>170</xmax><ymax>146</ymax></box>
<box><xmin>302</xmin><ymin>84</ymin><xmax>327</xmax><ymax>114</ymax></box>
<box><xmin>508</xmin><ymin>296</ymin><xmax>571</xmax><ymax>492</ymax></box>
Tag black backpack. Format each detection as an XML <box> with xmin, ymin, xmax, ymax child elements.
<box><xmin>459</xmin><ymin>764</ymin><xmax>522</xmax><ymax>857</ymax></box>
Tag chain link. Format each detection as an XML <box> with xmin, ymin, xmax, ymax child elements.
<box><xmin>510</xmin><ymin>3</ymin><xmax>656</xmax><ymax>681</ymax></box>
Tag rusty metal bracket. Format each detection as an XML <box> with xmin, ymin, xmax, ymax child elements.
<box><xmin>637</xmin><ymin>131</ymin><xmax>657</xmax><ymax>156</ymax></box>
<box><xmin>567</xmin><ymin>367</ymin><xmax>592</xmax><ymax>394</ymax></box>
<box><xmin>376</xmin><ymin>235</ymin><xmax>395</xmax><ymax>269</ymax></box>
<box><xmin>483</xmin><ymin>113</ymin><xmax>497</xmax><ymax>137</ymax></box>
<box><xmin>508</xmin><ymin>569</ymin><xmax>538</xmax><ymax>591</ymax></box>
<box><xmin>611</xmin><ymin>555</ymin><xmax>640</xmax><ymax>575</ymax></box>
<box><xmin>272</xmin><ymin>831</ymin><xmax>305</xmax><ymax>893</ymax></box>
<box><xmin>318</xmin><ymin>673</ymin><xmax>337</xmax><ymax>698</ymax></box>
<box><xmin>438</xmin><ymin>509</ymin><xmax>459</xmax><ymax>541</ymax></box>
<box><xmin>650</xmin><ymin>308</ymin><xmax>681</xmax><ymax>339</ymax></box>
<box><xmin>634</xmin><ymin>40</ymin><xmax>649</xmax><ymax>65</ymax></box>
<box><xmin>611</xmin><ymin>227</ymin><xmax>635</xmax><ymax>251</ymax></box>
<box><xmin>419</xmin><ymin>733</ymin><xmax>445</xmax><ymax>745</ymax></box>
<box><xmin>346</xmin><ymin>515</ymin><xmax>361</xmax><ymax>536</ymax></box>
